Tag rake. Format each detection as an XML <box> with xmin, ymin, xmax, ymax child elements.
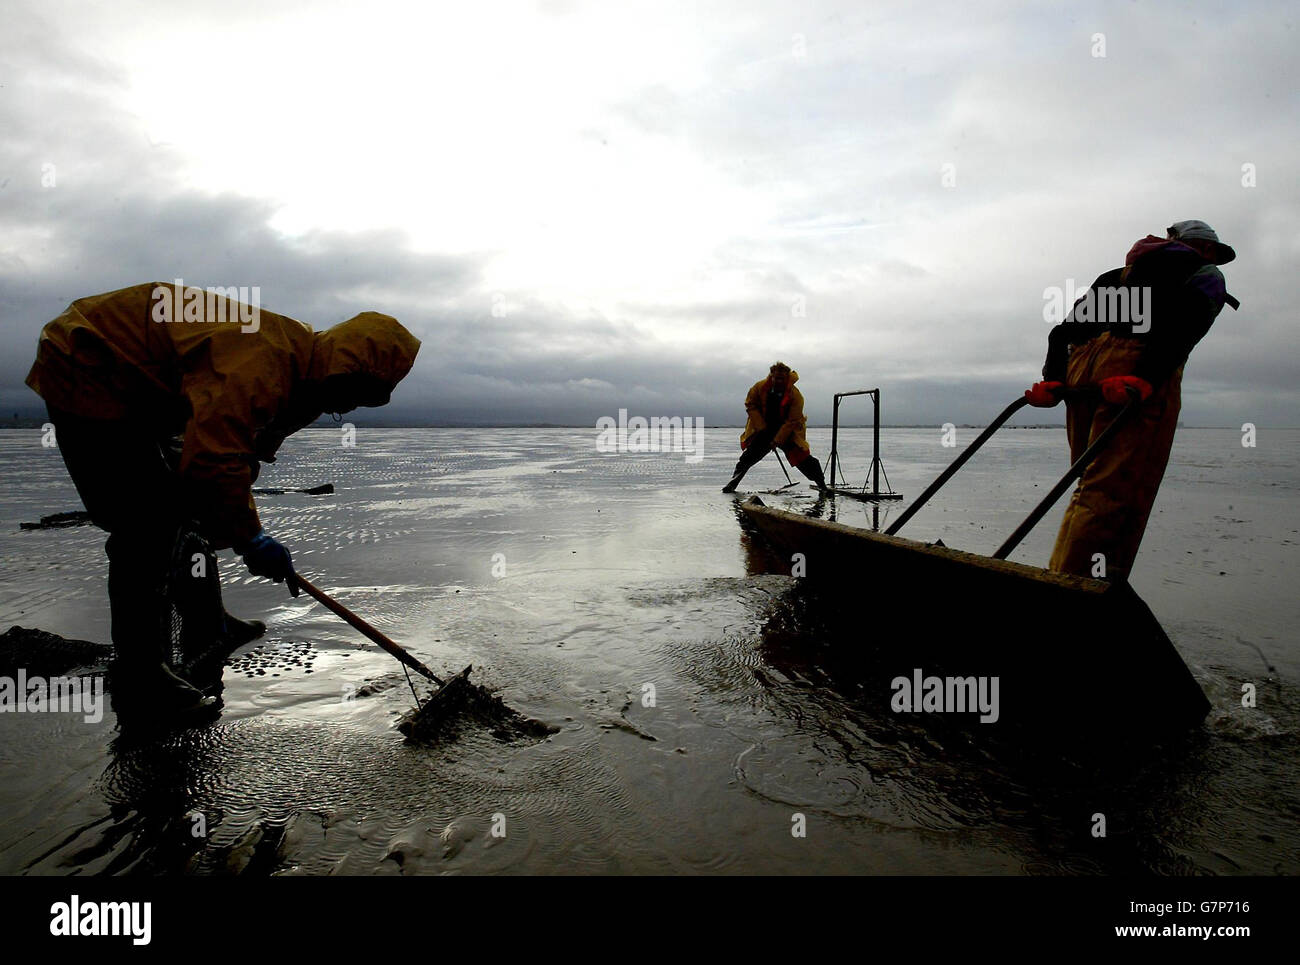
<box><xmin>295</xmin><ymin>574</ymin><xmax>473</xmax><ymax>731</ymax></box>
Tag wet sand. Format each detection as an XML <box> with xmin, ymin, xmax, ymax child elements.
<box><xmin>0</xmin><ymin>426</ymin><xmax>1297</xmax><ymax>874</ymax></box>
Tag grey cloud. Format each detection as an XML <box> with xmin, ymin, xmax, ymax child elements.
<box><xmin>2</xmin><ymin>0</ymin><xmax>1298</xmax><ymax>431</ymax></box>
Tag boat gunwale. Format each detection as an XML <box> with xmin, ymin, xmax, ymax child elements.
<box><xmin>739</xmin><ymin>495</ymin><xmax>1110</xmax><ymax>596</ymax></box>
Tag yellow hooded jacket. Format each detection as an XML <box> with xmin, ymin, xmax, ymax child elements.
<box><xmin>740</xmin><ymin>370</ymin><xmax>809</xmax><ymax>458</ymax></box>
<box><xmin>26</xmin><ymin>282</ymin><xmax>420</xmax><ymax>548</ymax></box>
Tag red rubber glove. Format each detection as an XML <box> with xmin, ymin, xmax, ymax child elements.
<box><xmin>1024</xmin><ymin>381</ymin><xmax>1064</xmax><ymax>407</ymax></box>
<box><xmin>1099</xmin><ymin>375</ymin><xmax>1153</xmax><ymax>405</ymax></box>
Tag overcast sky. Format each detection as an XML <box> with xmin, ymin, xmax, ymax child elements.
<box><xmin>2</xmin><ymin>0</ymin><xmax>1296</xmax><ymax>427</ymax></box>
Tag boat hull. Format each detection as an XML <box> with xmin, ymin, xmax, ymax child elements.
<box><xmin>737</xmin><ymin>496</ymin><xmax>1211</xmax><ymax>740</ymax></box>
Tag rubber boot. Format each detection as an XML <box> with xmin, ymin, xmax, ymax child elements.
<box><xmin>109</xmin><ymin>659</ymin><xmax>218</xmax><ymax>718</ymax></box>
<box><xmin>222</xmin><ymin>613</ymin><xmax>267</xmax><ymax>646</ymax></box>
<box><xmin>179</xmin><ymin>537</ymin><xmax>262</xmax><ymax>657</ymax></box>
<box><xmin>796</xmin><ymin>456</ymin><xmax>830</xmax><ymax>493</ymax></box>
<box><xmin>104</xmin><ymin>529</ymin><xmax>217</xmax><ymax>721</ymax></box>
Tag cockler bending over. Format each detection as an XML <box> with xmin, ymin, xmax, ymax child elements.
<box><xmin>26</xmin><ymin>282</ymin><xmax>421</xmax><ymax>716</ymax></box>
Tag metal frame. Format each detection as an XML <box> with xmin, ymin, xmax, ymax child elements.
<box><xmin>828</xmin><ymin>388</ymin><xmax>902</xmax><ymax>501</ymax></box>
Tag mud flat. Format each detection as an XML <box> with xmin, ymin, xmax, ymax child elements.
<box><xmin>0</xmin><ymin>427</ymin><xmax>1296</xmax><ymax>874</ymax></box>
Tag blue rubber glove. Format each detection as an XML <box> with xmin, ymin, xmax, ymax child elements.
<box><xmin>238</xmin><ymin>531</ymin><xmax>299</xmax><ymax>597</ymax></box>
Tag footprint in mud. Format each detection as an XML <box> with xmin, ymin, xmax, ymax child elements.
<box><xmin>227</xmin><ymin>641</ymin><xmax>318</xmax><ymax>679</ymax></box>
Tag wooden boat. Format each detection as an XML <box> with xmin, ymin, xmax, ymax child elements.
<box><xmin>737</xmin><ymin>496</ymin><xmax>1211</xmax><ymax>740</ymax></box>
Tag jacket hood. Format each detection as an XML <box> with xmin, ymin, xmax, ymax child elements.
<box><xmin>307</xmin><ymin>312</ymin><xmax>421</xmax><ymax>392</ymax></box>
<box><xmin>1125</xmin><ymin>235</ymin><xmax>1209</xmax><ymax>268</ymax></box>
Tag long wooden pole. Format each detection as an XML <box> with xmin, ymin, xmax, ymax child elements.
<box><xmin>992</xmin><ymin>396</ymin><xmax>1140</xmax><ymax>559</ymax></box>
<box><xmin>295</xmin><ymin>574</ymin><xmax>444</xmax><ymax>685</ymax></box>
<box><xmin>885</xmin><ymin>396</ymin><xmax>1030</xmax><ymax>536</ymax></box>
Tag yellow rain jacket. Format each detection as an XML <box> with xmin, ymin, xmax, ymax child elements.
<box><xmin>740</xmin><ymin>370</ymin><xmax>811</xmax><ymax>464</ymax></box>
<box><xmin>26</xmin><ymin>282</ymin><xmax>420</xmax><ymax>548</ymax></box>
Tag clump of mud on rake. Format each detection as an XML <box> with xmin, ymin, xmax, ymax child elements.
<box><xmin>397</xmin><ymin>666</ymin><xmax>558</xmax><ymax>744</ymax></box>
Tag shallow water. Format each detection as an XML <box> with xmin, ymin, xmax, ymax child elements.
<box><xmin>0</xmin><ymin>426</ymin><xmax>1297</xmax><ymax>874</ymax></box>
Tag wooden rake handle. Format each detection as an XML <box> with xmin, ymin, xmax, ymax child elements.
<box><xmin>295</xmin><ymin>574</ymin><xmax>445</xmax><ymax>685</ymax></box>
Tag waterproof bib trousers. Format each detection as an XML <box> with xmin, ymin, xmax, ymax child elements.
<box><xmin>1049</xmin><ymin>333</ymin><xmax>1182</xmax><ymax>581</ymax></box>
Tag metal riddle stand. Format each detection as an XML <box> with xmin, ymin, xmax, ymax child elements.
<box><xmin>827</xmin><ymin>388</ymin><xmax>902</xmax><ymax>501</ymax></box>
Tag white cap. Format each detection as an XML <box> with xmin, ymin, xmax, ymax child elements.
<box><xmin>1167</xmin><ymin>220</ymin><xmax>1236</xmax><ymax>264</ymax></box>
